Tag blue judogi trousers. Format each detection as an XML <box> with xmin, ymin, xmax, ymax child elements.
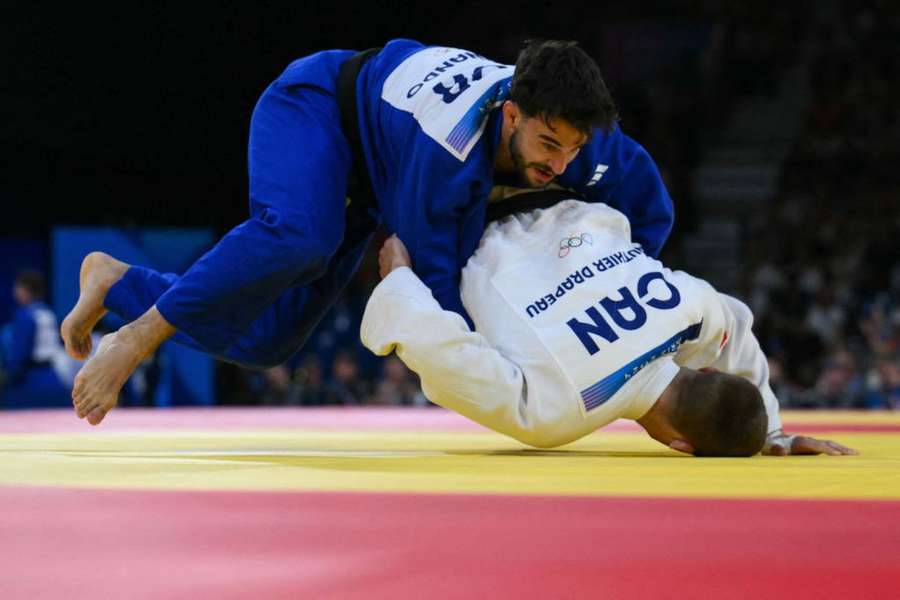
<box><xmin>105</xmin><ymin>73</ymin><xmax>376</xmax><ymax>369</ymax></box>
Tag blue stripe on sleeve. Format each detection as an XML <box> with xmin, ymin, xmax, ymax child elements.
<box><xmin>582</xmin><ymin>321</ymin><xmax>702</xmax><ymax>411</ymax></box>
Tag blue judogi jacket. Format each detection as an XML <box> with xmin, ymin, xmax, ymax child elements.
<box><xmin>280</xmin><ymin>39</ymin><xmax>673</xmax><ymax>319</ymax></box>
<box><xmin>152</xmin><ymin>39</ymin><xmax>673</xmax><ymax>354</ymax></box>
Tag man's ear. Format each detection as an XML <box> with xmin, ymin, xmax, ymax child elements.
<box><xmin>669</xmin><ymin>439</ymin><xmax>695</xmax><ymax>455</ymax></box>
<box><xmin>503</xmin><ymin>100</ymin><xmax>521</xmax><ymax>127</ymax></box>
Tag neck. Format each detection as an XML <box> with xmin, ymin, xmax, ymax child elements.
<box><xmin>636</xmin><ymin>368</ymin><xmax>693</xmax><ymax>440</ymax></box>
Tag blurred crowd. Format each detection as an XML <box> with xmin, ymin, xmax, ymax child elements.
<box><xmin>3</xmin><ymin>2</ymin><xmax>897</xmax><ymax>411</ymax></box>
<box><xmin>739</xmin><ymin>1</ymin><xmax>900</xmax><ymax>409</ymax></box>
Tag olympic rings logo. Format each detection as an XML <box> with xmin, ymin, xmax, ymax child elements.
<box><xmin>558</xmin><ymin>233</ymin><xmax>593</xmax><ymax>258</ymax></box>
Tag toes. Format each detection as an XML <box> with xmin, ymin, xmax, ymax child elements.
<box><xmin>72</xmin><ymin>376</ymin><xmax>86</xmax><ymax>400</ymax></box>
<box><xmin>87</xmin><ymin>406</ymin><xmax>107</xmax><ymax>426</ymax></box>
<box><xmin>73</xmin><ymin>393</ymin><xmax>90</xmax><ymax>418</ymax></box>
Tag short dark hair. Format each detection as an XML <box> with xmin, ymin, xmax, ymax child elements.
<box><xmin>15</xmin><ymin>270</ymin><xmax>46</xmax><ymax>299</ymax></box>
<box><xmin>509</xmin><ymin>39</ymin><xmax>619</xmax><ymax>135</ymax></box>
<box><xmin>669</xmin><ymin>371</ymin><xmax>767</xmax><ymax>457</ymax></box>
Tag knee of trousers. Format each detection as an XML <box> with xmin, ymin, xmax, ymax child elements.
<box><xmin>251</xmin><ymin>230</ymin><xmax>340</xmax><ymax>288</ymax></box>
<box><xmin>263</xmin><ymin>217</ymin><xmax>345</xmax><ymax>283</ymax></box>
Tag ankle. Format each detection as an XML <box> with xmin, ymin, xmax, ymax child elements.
<box><xmin>119</xmin><ymin>307</ymin><xmax>176</xmax><ymax>361</ymax></box>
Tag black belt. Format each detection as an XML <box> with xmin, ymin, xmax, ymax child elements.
<box><xmin>485</xmin><ymin>189</ymin><xmax>586</xmax><ymax>224</ymax></box>
<box><xmin>337</xmin><ymin>47</ymin><xmax>381</xmax><ymax>215</ymax></box>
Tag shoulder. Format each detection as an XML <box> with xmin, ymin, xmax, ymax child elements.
<box><xmin>381</xmin><ymin>46</ymin><xmax>513</xmax><ymax>162</ymax></box>
<box><xmin>560</xmin><ymin>125</ymin><xmax>649</xmax><ymax>190</ymax></box>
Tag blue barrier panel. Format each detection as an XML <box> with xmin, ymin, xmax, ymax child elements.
<box><xmin>52</xmin><ymin>227</ymin><xmax>216</xmax><ymax>406</ymax></box>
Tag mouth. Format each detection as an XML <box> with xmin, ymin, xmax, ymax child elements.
<box><xmin>531</xmin><ymin>166</ymin><xmax>554</xmax><ymax>184</ymax></box>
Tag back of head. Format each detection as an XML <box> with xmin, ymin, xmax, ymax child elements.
<box><xmin>15</xmin><ymin>269</ymin><xmax>46</xmax><ymax>300</ymax></box>
<box><xmin>669</xmin><ymin>371</ymin><xmax>767</xmax><ymax>457</ymax></box>
<box><xmin>510</xmin><ymin>39</ymin><xmax>618</xmax><ymax>135</ymax></box>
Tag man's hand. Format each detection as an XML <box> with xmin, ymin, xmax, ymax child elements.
<box><xmin>762</xmin><ymin>430</ymin><xmax>858</xmax><ymax>456</ymax></box>
<box><xmin>378</xmin><ymin>235</ymin><xmax>412</xmax><ymax>279</ymax></box>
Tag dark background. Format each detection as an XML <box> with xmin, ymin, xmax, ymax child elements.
<box><xmin>2</xmin><ymin>1</ymin><xmax>749</xmax><ymax>232</ymax></box>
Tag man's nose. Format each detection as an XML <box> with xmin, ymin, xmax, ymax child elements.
<box><xmin>548</xmin><ymin>155</ymin><xmax>566</xmax><ymax>175</ymax></box>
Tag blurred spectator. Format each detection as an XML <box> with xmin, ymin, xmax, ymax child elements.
<box><xmin>811</xmin><ymin>349</ymin><xmax>865</xmax><ymax>409</ymax></box>
<box><xmin>370</xmin><ymin>356</ymin><xmax>427</xmax><ymax>407</ymax></box>
<box><xmin>260</xmin><ymin>364</ymin><xmax>293</xmax><ymax>406</ymax></box>
<box><xmin>323</xmin><ymin>350</ymin><xmax>371</xmax><ymax>405</ymax></box>
<box><xmin>865</xmin><ymin>357</ymin><xmax>900</xmax><ymax>409</ymax></box>
<box><xmin>0</xmin><ymin>271</ymin><xmax>71</xmax><ymax>408</ymax></box>
<box><xmin>290</xmin><ymin>354</ymin><xmax>331</xmax><ymax>406</ymax></box>
<box><xmin>739</xmin><ymin>1</ymin><xmax>900</xmax><ymax>409</ymax></box>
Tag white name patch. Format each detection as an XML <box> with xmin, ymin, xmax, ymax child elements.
<box><xmin>382</xmin><ymin>47</ymin><xmax>513</xmax><ymax>161</ymax></box>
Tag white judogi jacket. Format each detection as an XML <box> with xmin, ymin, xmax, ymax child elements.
<box><xmin>361</xmin><ymin>200</ymin><xmax>781</xmax><ymax>448</ymax></box>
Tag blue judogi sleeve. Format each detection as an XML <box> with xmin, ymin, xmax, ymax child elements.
<box><xmin>558</xmin><ymin>126</ymin><xmax>673</xmax><ymax>258</ymax></box>
<box><xmin>363</xmin><ymin>42</ymin><xmax>510</xmax><ymax>324</ymax></box>
<box><xmin>3</xmin><ymin>308</ymin><xmax>36</xmax><ymax>383</ymax></box>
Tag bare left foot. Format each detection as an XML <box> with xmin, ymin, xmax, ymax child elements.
<box><xmin>61</xmin><ymin>252</ymin><xmax>129</xmax><ymax>360</ymax></box>
<box><xmin>72</xmin><ymin>330</ymin><xmax>143</xmax><ymax>426</ymax></box>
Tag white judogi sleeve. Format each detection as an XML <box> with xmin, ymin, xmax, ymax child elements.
<box><xmin>671</xmin><ymin>283</ymin><xmax>783</xmax><ymax>434</ymax></box>
<box><xmin>363</xmin><ymin>200</ymin><xmax>784</xmax><ymax>447</ymax></box>
<box><xmin>361</xmin><ymin>266</ymin><xmax>540</xmax><ymax>444</ymax></box>
<box><xmin>362</xmin><ymin>201</ymin><xmax>691</xmax><ymax>447</ymax></box>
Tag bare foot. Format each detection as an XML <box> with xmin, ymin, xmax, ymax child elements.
<box><xmin>60</xmin><ymin>252</ymin><xmax>129</xmax><ymax>360</ymax></box>
<box><xmin>72</xmin><ymin>330</ymin><xmax>142</xmax><ymax>426</ymax></box>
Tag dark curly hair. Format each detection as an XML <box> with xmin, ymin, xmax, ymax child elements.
<box><xmin>509</xmin><ymin>39</ymin><xmax>619</xmax><ymax>136</ymax></box>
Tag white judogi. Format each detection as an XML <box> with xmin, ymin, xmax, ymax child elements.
<box><xmin>362</xmin><ymin>200</ymin><xmax>781</xmax><ymax>448</ymax></box>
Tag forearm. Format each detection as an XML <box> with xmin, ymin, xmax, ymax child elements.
<box><xmin>362</xmin><ymin>267</ymin><xmax>530</xmax><ymax>437</ymax></box>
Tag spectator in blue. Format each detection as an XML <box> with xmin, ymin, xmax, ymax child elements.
<box><xmin>0</xmin><ymin>271</ymin><xmax>71</xmax><ymax>408</ymax></box>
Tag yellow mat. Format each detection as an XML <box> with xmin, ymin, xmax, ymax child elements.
<box><xmin>2</xmin><ymin>411</ymin><xmax>898</xmax><ymax>500</ymax></box>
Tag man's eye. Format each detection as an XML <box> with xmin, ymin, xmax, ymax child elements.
<box><xmin>543</xmin><ymin>143</ymin><xmax>557</xmax><ymax>152</ymax></box>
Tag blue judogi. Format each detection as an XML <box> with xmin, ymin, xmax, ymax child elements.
<box><xmin>1</xmin><ymin>302</ymin><xmax>70</xmax><ymax>408</ymax></box>
<box><xmin>105</xmin><ymin>39</ymin><xmax>674</xmax><ymax>369</ymax></box>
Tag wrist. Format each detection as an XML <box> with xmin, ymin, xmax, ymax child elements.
<box><xmin>763</xmin><ymin>431</ymin><xmax>796</xmax><ymax>455</ymax></box>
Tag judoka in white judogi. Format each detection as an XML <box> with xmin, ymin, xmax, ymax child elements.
<box><xmin>362</xmin><ymin>200</ymin><xmax>856</xmax><ymax>456</ymax></box>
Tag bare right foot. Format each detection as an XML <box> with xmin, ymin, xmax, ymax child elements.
<box><xmin>60</xmin><ymin>252</ymin><xmax>129</xmax><ymax>360</ymax></box>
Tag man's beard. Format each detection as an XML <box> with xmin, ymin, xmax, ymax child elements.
<box><xmin>509</xmin><ymin>129</ymin><xmax>553</xmax><ymax>188</ymax></box>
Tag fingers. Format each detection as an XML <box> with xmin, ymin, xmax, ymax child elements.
<box><xmin>824</xmin><ymin>439</ymin><xmax>859</xmax><ymax>455</ymax></box>
<box><xmin>378</xmin><ymin>235</ymin><xmax>412</xmax><ymax>278</ymax></box>
<box><xmin>791</xmin><ymin>436</ymin><xmax>859</xmax><ymax>456</ymax></box>
<box><xmin>763</xmin><ymin>434</ymin><xmax>859</xmax><ymax>456</ymax></box>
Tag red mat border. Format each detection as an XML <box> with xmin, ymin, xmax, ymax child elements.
<box><xmin>2</xmin><ymin>486</ymin><xmax>898</xmax><ymax>600</ymax></box>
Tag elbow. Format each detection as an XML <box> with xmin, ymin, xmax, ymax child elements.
<box><xmin>507</xmin><ymin>424</ymin><xmax>572</xmax><ymax>449</ymax></box>
<box><xmin>522</xmin><ymin>435</ymin><xmax>568</xmax><ymax>449</ymax></box>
